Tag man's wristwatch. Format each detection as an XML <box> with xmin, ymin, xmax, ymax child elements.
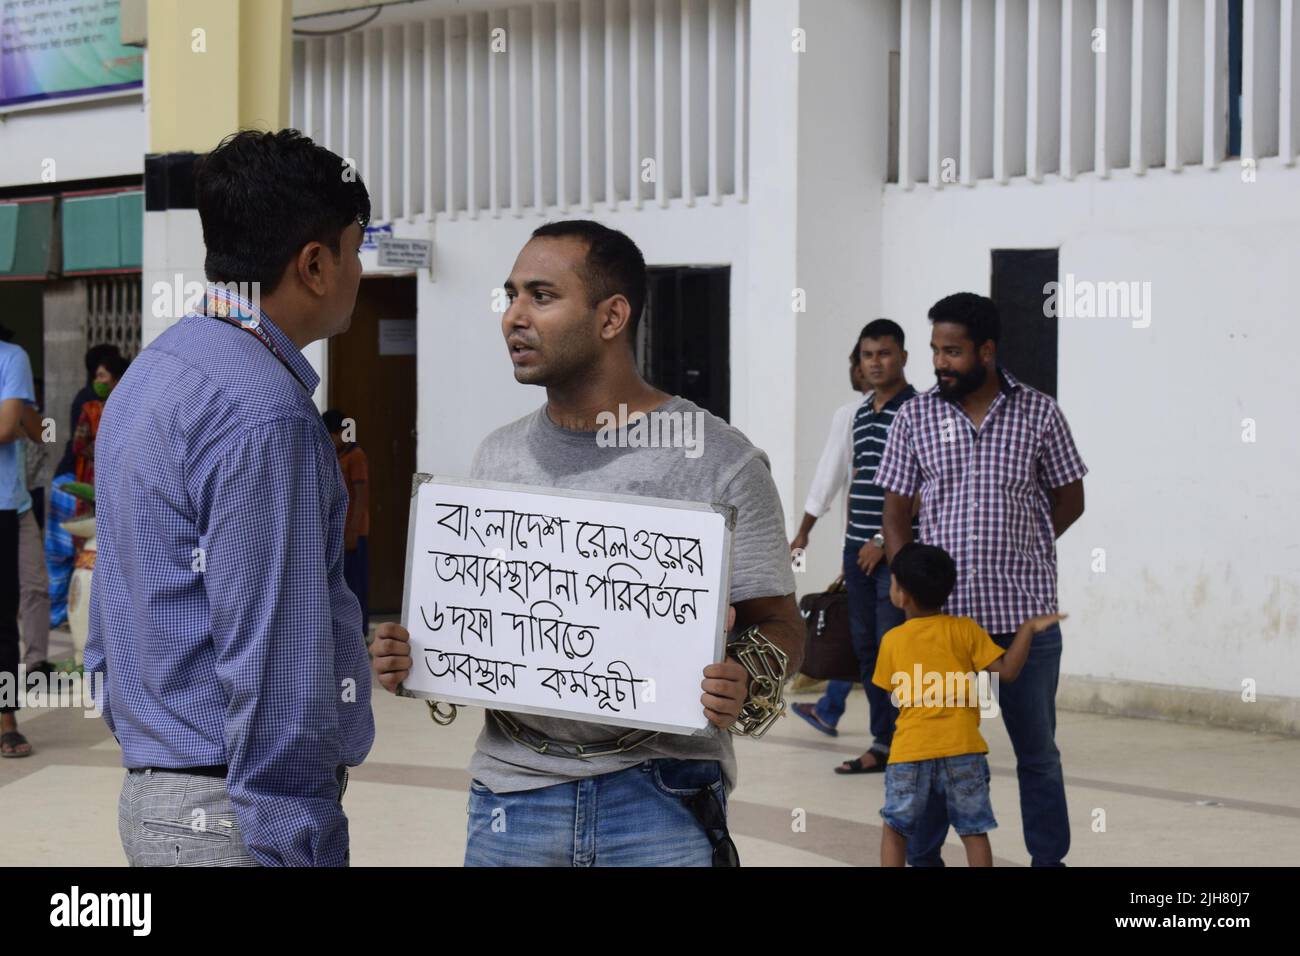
<box><xmin>871</xmin><ymin>532</ymin><xmax>885</xmax><ymax>549</ymax></box>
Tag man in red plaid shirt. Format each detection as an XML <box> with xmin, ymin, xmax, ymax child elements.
<box><xmin>876</xmin><ymin>292</ymin><xmax>1087</xmax><ymax>867</ymax></box>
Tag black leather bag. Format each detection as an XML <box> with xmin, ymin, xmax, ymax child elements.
<box><xmin>798</xmin><ymin>576</ymin><xmax>860</xmax><ymax>682</ymax></box>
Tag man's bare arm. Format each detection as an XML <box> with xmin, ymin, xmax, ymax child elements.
<box><xmin>0</xmin><ymin>398</ymin><xmax>26</xmax><ymax>444</ymax></box>
<box><xmin>1050</xmin><ymin>480</ymin><xmax>1085</xmax><ymax>538</ymax></box>
<box><xmin>791</xmin><ymin>511</ymin><xmax>818</xmax><ymax>550</ymax></box>
<box><xmin>19</xmin><ymin>404</ymin><xmax>43</xmax><ymax>442</ymax></box>
<box><xmin>732</xmin><ymin>593</ymin><xmax>804</xmax><ymax>674</ymax></box>
<box><xmin>882</xmin><ymin>491</ymin><xmax>915</xmax><ymax>562</ymax></box>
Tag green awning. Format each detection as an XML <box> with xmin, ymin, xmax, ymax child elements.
<box><xmin>0</xmin><ymin>199</ymin><xmax>55</xmax><ymax>279</ymax></box>
<box><xmin>61</xmin><ymin>190</ymin><xmax>144</xmax><ymax>274</ymax></box>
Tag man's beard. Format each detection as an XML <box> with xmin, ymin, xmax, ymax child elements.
<box><xmin>515</xmin><ymin>331</ymin><xmax>599</xmax><ymax>388</ymax></box>
<box><xmin>936</xmin><ymin>364</ymin><xmax>987</xmax><ymax>400</ymax></box>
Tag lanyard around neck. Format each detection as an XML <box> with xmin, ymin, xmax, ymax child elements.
<box><xmin>205</xmin><ymin>301</ymin><xmax>311</xmax><ymax>392</ymax></box>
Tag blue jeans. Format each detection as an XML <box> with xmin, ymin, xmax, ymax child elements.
<box><xmin>814</xmin><ymin>547</ymin><xmax>903</xmax><ymax>750</ymax></box>
<box><xmin>906</xmin><ymin>624</ymin><xmax>1068</xmax><ymax>867</ymax></box>
<box><xmin>464</xmin><ymin>759</ymin><xmax>725</xmax><ymax>866</ymax></box>
<box><xmin>881</xmin><ymin>753</ymin><xmax>997</xmax><ymax>838</ymax></box>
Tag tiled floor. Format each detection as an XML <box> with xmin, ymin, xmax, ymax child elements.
<box><xmin>4</xmin><ymin>653</ymin><xmax>1299</xmax><ymax>866</ymax></box>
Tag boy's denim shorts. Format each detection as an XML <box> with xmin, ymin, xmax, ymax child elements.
<box><xmin>880</xmin><ymin>752</ymin><xmax>998</xmax><ymax>838</ymax></box>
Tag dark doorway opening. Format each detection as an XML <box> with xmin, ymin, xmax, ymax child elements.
<box><xmin>990</xmin><ymin>249</ymin><xmax>1059</xmax><ymax>398</ymax></box>
<box><xmin>1228</xmin><ymin>0</ymin><xmax>1244</xmax><ymax>157</ymax></box>
<box><xmin>329</xmin><ymin>275</ymin><xmax>418</xmax><ymax>615</ymax></box>
<box><xmin>639</xmin><ymin>266</ymin><xmax>730</xmax><ymax>422</ymax></box>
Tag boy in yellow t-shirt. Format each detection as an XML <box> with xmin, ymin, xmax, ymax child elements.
<box><xmin>872</xmin><ymin>543</ymin><xmax>1064</xmax><ymax>867</ymax></box>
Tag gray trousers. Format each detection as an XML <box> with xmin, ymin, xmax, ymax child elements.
<box><xmin>118</xmin><ymin>767</ymin><xmax>351</xmax><ymax>866</ymax></box>
<box><xmin>18</xmin><ymin>510</ymin><xmax>48</xmax><ymax>666</ymax></box>
<box><xmin>118</xmin><ymin>770</ymin><xmax>259</xmax><ymax>866</ymax></box>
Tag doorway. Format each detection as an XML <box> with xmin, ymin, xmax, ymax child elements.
<box><xmin>639</xmin><ymin>266</ymin><xmax>731</xmax><ymax>421</ymax></box>
<box><xmin>990</xmin><ymin>249</ymin><xmax>1059</xmax><ymax>398</ymax></box>
<box><xmin>328</xmin><ymin>275</ymin><xmax>418</xmax><ymax>615</ymax></box>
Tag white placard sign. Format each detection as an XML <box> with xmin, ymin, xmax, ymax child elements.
<box><xmin>400</xmin><ymin>476</ymin><xmax>735</xmax><ymax>736</ymax></box>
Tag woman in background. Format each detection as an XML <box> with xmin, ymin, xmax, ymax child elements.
<box><xmin>70</xmin><ymin>354</ymin><xmax>129</xmax><ymax>491</ymax></box>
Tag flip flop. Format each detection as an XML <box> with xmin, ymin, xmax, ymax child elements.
<box><xmin>834</xmin><ymin>750</ymin><xmax>887</xmax><ymax>774</ymax></box>
<box><xmin>0</xmin><ymin>730</ymin><xmax>32</xmax><ymax>758</ymax></box>
<box><xmin>791</xmin><ymin>702</ymin><xmax>839</xmax><ymax>737</ymax></box>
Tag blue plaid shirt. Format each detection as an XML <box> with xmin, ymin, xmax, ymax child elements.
<box><xmin>86</xmin><ymin>290</ymin><xmax>375</xmax><ymax>866</ymax></box>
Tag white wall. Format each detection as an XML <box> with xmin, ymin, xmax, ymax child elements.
<box><xmin>789</xmin><ymin>0</ymin><xmax>896</xmax><ymax>592</ymax></box>
<box><xmin>880</xmin><ymin>161</ymin><xmax>1300</xmax><ymax>699</ymax></box>
<box><xmin>0</xmin><ymin>96</ymin><xmax>145</xmax><ymax>187</ymax></box>
<box><xmin>413</xmin><ymin>202</ymin><xmax>754</xmax><ymax>481</ymax></box>
<box><xmin>410</xmin><ymin>0</ymin><xmax>812</xmax><ymax>551</ymax></box>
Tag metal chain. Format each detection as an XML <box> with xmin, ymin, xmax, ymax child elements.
<box><xmin>424</xmin><ymin>701</ymin><xmax>658</xmax><ymax>758</ymax></box>
<box><xmin>489</xmin><ymin>710</ymin><xmax>660</xmax><ymax>759</ymax></box>
<box><xmin>725</xmin><ymin>626</ymin><xmax>789</xmax><ymax>738</ymax></box>
<box><xmin>426</xmin><ymin>700</ymin><xmax>457</xmax><ymax>725</ymax></box>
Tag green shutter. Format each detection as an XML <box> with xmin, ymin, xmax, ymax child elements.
<box><xmin>117</xmin><ymin>191</ymin><xmax>144</xmax><ymax>269</ymax></box>
<box><xmin>0</xmin><ymin>204</ymin><xmax>16</xmax><ymax>273</ymax></box>
<box><xmin>62</xmin><ymin>194</ymin><xmax>122</xmax><ymax>273</ymax></box>
<box><xmin>60</xmin><ymin>190</ymin><xmax>144</xmax><ymax>274</ymax></box>
<box><xmin>0</xmin><ymin>200</ymin><xmax>54</xmax><ymax>279</ymax></box>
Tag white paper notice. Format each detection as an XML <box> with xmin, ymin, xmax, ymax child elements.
<box><xmin>400</xmin><ymin>476</ymin><xmax>735</xmax><ymax>736</ymax></box>
<box><xmin>377</xmin><ymin>319</ymin><xmax>416</xmax><ymax>356</ymax></box>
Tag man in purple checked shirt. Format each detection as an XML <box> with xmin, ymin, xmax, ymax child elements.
<box><xmin>876</xmin><ymin>292</ymin><xmax>1087</xmax><ymax>867</ymax></box>
<box><xmin>86</xmin><ymin>130</ymin><xmax>374</xmax><ymax>866</ymax></box>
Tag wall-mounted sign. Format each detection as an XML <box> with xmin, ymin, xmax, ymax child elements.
<box><xmin>377</xmin><ymin>237</ymin><xmax>432</xmax><ymax>270</ymax></box>
<box><xmin>0</xmin><ymin>0</ymin><xmax>144</xmax><ymax>109</ymax></box>
<box><xmin>360</xmin><ymin>222</ymin><xmax>393</xmax><ymax>251</ymax></box>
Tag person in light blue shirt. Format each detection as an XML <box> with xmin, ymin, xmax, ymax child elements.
<box><xmin>86</xmin><ymin>129</ymin><xmax>375</xmax><ymax>865</ymax></box>
<box><xmin>0</xmin><ymin>340</ymin><xmax>36</xmax><ymax>758</ymax></box>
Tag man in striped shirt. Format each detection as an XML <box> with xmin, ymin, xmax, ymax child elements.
<box><xmin>876</xmin><ymin>293</ymin><xmax>1087</xmax><ymax>867</ymax></box>
<box><xmin>792</xmin><ymin>320</ymin><xmax>917</xmax><ymax>774</ymax></box>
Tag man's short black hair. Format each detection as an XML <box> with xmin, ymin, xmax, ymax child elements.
<box><xmin>928</xmin><ymin>293</ymin><xmax>1000</xmax><ymax>347</ymax></box>
<box><xmin>531</xmin><ymin>219</ymin><xmax>647</xmax><ymax>338</ymax></box>
<box><xmin>860</xmin><ymin>318</ymin><xmax>905</xmax><ymax>350</ymax></box>
<box><xmin>195</xmin><ymin>129</ymin><xmax>371</xmax><ymax>294</ymax></box>
<box><xmin>890</xmin><ymin>542</ymin><xmax>957</xmax><ymax>610</ymax></box>
<box><xmin>322</xmin><ymin>409</ymin><xmax>346</xmax><ymax>434</ymax></box>
<box><xmin>85</xmin><ymin>343</ymin><xmax>122</xmax><ymax>379</ymax></box>
<box><xmin>850</xmin><ymin>343</ymin><xmax>860</xmax><ymax>365</ymax></box>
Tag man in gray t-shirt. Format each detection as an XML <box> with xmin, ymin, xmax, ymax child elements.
<box><xmin>371</xmin><ymin>221</ymin><xmax>803</xmax><ymax>867</ymax></box>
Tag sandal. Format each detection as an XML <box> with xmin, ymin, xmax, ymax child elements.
<box><xmin>792</xmin><ymin>702</ymin><xmax>839</xmax><ymax>737</ymax></box>
<box><xmin>0</xmin><ymin>730</ymin><xmax>32</xmax><ymax>758</ymax></box>
<box><xmin>834</xmin><ymin>749</ymin><xmax>887</xmax><ymax>774</ymax></box>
